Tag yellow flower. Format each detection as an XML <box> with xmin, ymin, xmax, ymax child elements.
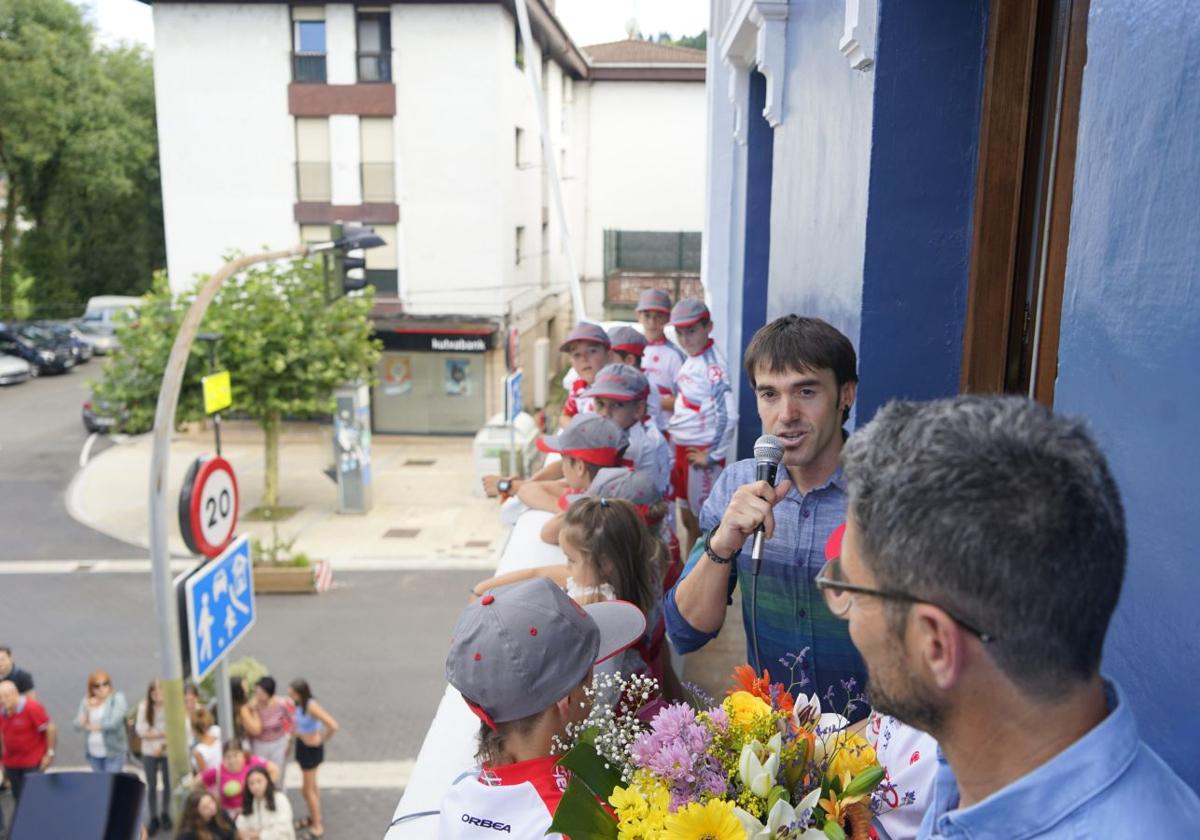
<box><xmin>825</xmin><ymin>732</ymin><xmax>878</xmax><ymax>782</ymax></box>
<box><xmin>724</xmin><ymin>691</ymin><xmax>773</xmax><ymax>728</ymax></box>
<box><xmin>614</xmin><ymin>774</ymin><xmax>672</xmax><ymax>839</ymax></box>
<box><xmin>819</xmin><ymin>771</ymin><xmax>872</xmax><ymax>829</ymax></box>
<box><xmin>662</xmin><ymin>799</ymin><xmax>747</xmax><ymax>840</ymax></box>
<box><xmin>611</xmin><ymin>784</ymin><xmax>649</xmax><ymax>821</ymax></box>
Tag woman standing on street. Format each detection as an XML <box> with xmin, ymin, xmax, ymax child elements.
<box><xmin>74</xmin><ymin>670</ymin><xmax>127</xmax><ymax>773</ymax></box>
<box><xmin>243</xmin><ymin>676</ymin><xmax>293</xmax><ymax>789</ymax></box>
<box><xmin>175</xmin><ymin>790</ymin><xmax>236</xmax><ymax>840</ymax></box>
<box><xmin>191</xmin><ymin>708</ymin><xmax>222</xmax><ymax>773</ymax></box>
<box><xmin>235</xmin><ymin>765</ymin><xmax>296</xmax><ymax>840</ymax></box>
<box><xmin>288</xmin><ymin>679</ymin><xmax>338</xmax><ymax>839</ymax></box>
<box><xmin>136</xmin><ymin>680</ymin><xmax>172</xmax><ymax>835</ymax></box>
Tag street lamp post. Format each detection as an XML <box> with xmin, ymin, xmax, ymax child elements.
<box><xmin>149</xmin><ymin>233</ymin><xmax>382</xmax><ymax>808</ymax></box>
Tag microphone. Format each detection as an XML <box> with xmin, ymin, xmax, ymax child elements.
<box><xmin>750</xmin><ymin>434</ymin><xmax>785</xmax><ymax>576</ymax></box>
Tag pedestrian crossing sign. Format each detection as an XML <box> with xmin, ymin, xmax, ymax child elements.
<box><xmin>182</xmin><ymin>534</ymin><xmax>255</xmax><ymax>679</ymax></box>
<box><xmin>202</xmin><ymin>370</ymin><xmax>232</xmax><ymax>415</ymax></box>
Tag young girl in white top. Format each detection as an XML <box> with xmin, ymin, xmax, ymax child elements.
<box><xmin>135</xmin><ymin>680</ymin><xmax>170</xmax><ymax>835</ymax></box>
<box><xmin>235</xmin><ymin>765</ymin><xmax>295</xmax><ymax>840</ymax></box>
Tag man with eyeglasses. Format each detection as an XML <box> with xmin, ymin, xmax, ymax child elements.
<box><xmin>827</xmin><ymin>395</ymin><xmax>1200</xmax><ymax>838</ymax></box>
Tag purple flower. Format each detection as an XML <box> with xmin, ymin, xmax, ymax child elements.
<box><xmin>630</xmin><ymin>702</ymin><xmax>726</xmax><ymax>808</ymax></box>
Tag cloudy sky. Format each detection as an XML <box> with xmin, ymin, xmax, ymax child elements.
<box><xmin>81</xmin><ymin>0</ymin><xmax>709</xmax><ymax>50</ymax></box>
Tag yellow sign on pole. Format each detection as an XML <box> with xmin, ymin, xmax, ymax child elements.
<box><xmin>202</xmin><ymin>370</ymin><xmax>232</xmax><ymax>415</ymax></box>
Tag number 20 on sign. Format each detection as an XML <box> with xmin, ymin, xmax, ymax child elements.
<box><xmin>179</xmin><ymin>456</ymin><xmax>240</xmax><ymax>558</ymax></box>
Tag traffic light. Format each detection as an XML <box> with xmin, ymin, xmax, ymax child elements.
<box><xmin>327</xmin><ymin>224</ymin><xmax>387</xmax><ymax>298</ymax></box>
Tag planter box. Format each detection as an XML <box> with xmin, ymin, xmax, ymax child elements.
<box><xmin>253</xmin><ymin>564</ymin><xmax>316</xmax><ymax>594</ymax></box>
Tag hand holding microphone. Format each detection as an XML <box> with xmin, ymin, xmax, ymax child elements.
<box><xmin>707</xmin><ymin>435</ymin><xmax>791</xmax><ymax>569</ymax></box>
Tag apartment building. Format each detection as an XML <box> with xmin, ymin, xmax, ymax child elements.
<box><xmin>148</xmin><ymin>0</ymin><xmax>705</xmax><ymax>433</ymax></box>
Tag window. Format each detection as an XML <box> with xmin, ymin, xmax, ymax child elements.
<box><xmin>292</xmin><ymin>8</ymin><xmax>327</xmax><ymax>83</ymax></box>
<box><xmin>357</xmin><ymin>11</ymin><xmax>391</xmax><ymax>82</ymax></box>
<box><xmin>514</xmin><ymin>25</ymin><xmax>524</xmax><ymax>69</ymax></box>
<box><xmin>515</xmin><ymin>127</ymin><xmax>524</xmax><ymax>168</ymax></box>
<box><xmin>515</xmin><ymin>226</ymin><xmax>525</xmax><ymax>265</ymax></box>
<box><xmin>360</xmin><ymin>118</ymin><xmax>395</xmax><ymax>202</ymax></box>
<box><xmin>364</xmin><ymin>223</ymin><xmax>399</xmax><ymax>297</ymax></box>
<box><xmin>295</xmin><ymin>117</ymin><xmax>331</xmax><ymax>201</ymax></box>
<box><xmin>541</xmin><ymin>221</ymin><xmax>550</xmax><ymax>287</ymax></box>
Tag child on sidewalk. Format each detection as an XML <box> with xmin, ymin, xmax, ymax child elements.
<box><xmin>636</xmin><ymin>289</ymin><xmax>686</xmax><ymax>437</ymax></box>
<box><xmin>438</xmin><ymin>578</ymin><xmax>645</xmax><ymax>839</ymax></box>
<box><xmin>666</xmin><ymin>298</ymin><xmax>737</xmax><ymax>544</ymax></box>
<box><xmin>515</xmin><ymin>414</ymin><xmax>629</xmax><ymax>514</ymax></box>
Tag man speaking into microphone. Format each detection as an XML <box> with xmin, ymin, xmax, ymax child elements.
<box><xmin>663</xmin><ymin>315</ymin><xmax>868</xmax><ymax>717</ymax></box>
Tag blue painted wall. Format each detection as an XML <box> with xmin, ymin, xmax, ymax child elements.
<box><xmin>855</xmin><ymin>0</ymin><xmax>989</xmax><ymax>423</ymax></box>
<box><xmin>737</xmin><ymin>71</ymin><xmax>774</xmax><ymax>459</ymax></box>
<box><xmin>1054</xmin><ymin>0</ymin><xmax>1200</xmax><ymax>792</ymax></box>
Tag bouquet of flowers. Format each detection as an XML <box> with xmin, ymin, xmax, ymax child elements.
<box><xmin>549</xmin><ymin>658</ymin><xmax>887</xmax><ymax>840</ymax></box>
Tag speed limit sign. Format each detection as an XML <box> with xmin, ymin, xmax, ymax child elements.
<box><xmin>178</xmin><ymin>456</ymin><xmax>239</xmax><ymax>557</ymax></box>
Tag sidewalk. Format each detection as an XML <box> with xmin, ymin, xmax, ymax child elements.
<box><xmin>67</xmin><ymin>419</ymin><xmax>506</xmax><ymax>568</ymax></box>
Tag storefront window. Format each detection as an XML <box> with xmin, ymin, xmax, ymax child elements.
<box><xmin>372</xmin><ymin>350</ymin><xmax>487</xmax><ymax>434</ymax></box>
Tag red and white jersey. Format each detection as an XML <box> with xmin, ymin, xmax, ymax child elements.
<box><xmin>666</xmin><ymin>340</ymin><xmax>737</xmax><ymax>462</ymax></box>
<box><xmin>641</xmin><ymin>338</ymin><xmax>685</xmax><ymax>432</ymax></box>
<box><xmin>438</xmin><ymin>756</ymin><xmax>569</xmax><ymax>839</ymax></box>
<box><xmin>866</xmin><ymin>713</ymin><xmax>938</xmax><ymax>840</ymax></box>
<box><xmin>561</xmin><ymin>374</ymin><xmax>595</xmax><ymax>419</ymax></box>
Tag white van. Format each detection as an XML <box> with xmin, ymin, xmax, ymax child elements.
<box><xmin>79</xmin><ymin>296</ymin><xmax>143</xmax><ymax>330</ymax></box>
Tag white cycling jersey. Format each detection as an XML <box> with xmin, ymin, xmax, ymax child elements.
<box><xmin>666</xmin><ymin>340</ymin><xmax>737</xmax><ymax>462</ymax></box>
<box><xmin>641</xmin><ymin>338</ymin><xmax>685</xmax><ymax>432</ymax></box>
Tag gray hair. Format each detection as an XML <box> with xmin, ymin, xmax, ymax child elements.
<box><xmin>841</xmin><ymin>395</ymin><xmax>1126</xmax><ymax>697</ymax></box>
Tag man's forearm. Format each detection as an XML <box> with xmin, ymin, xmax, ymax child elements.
<box><xmin>673</xmin><ymin>551</ymin><xmax>735</xmax><ymax>634</ymax></box>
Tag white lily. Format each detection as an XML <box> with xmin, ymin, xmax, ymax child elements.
<box><xmin>738</xmin><ymin>734</ymin><xmax>782</xmax><ymax>798</ymax></box>
<box><xmin>734</xmin><ymin>789</ymin><xmax>825</xmax><ymax>839</ymax></box>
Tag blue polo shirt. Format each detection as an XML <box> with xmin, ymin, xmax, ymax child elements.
<box><xmin>919</xmin><ymin>681</ymin><xmax>1200</xmax><ymax>838</ymax></box>
<box><xmin>663</xmin><ymin>460</ymin><xmax>867</xmax><ymax>716</ymax></box>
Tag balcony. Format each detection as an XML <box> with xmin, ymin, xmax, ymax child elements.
<box><xmin>361</xmin><ymin>162</ymin><xmax>395</xmax><ymax>203</ymax></box>
<box><xmin>293</xmin><ymin>52</ymin><xmax>327</xmax><ymax>83</ymax></box>
<box><xmin>295</xmin><ymin>162</ymin><xmax>331</xmax><ymax>202</ymax></box>
<box><xmin>358</xmin><ymin>52</ymin><xmax>391</xmax><ymax>83</ymax></box>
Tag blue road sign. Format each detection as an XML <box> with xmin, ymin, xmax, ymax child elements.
<box><xmin>183</xmin><ymin>534</ymin><xmax>255</xmax><ymax>680</ymax></box>
<box><xmin>505</xmin><ymin>369</ymin><xmax>524</xmax><ymax>422</ymax></box>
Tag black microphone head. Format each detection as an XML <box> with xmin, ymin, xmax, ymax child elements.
<box><xmin>753</xmin><ymin>434</ymin><xmax>785</xmax><ymax>466</ymax></box>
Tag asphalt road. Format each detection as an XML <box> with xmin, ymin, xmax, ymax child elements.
<box><xmin>0</xmin><ymin>360</ymin><xmax>141</xmax><ymax>561</ymax></box>
<box><xmin>0</xmin><ymin>365</ymin><xmax>489</xmax><ymax>837</ymax></box>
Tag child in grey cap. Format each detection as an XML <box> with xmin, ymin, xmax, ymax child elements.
<box><xmin>437</xmin><ymin>578</ymin><xmax>643</xmax><ymax>839</ymax></box>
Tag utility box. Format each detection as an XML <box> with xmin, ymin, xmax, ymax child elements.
<box><xmin>472</xmin><ymin>411</ymin><xmax>539</xmax><ymax>496</ymax></box>
<box><xmin>334</xmin><ymin>383</ymin><xmax>373</xmax><ymax>514</ymax></box>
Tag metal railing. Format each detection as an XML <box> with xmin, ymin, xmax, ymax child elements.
<box><xmin>603</xmin><ymin>230</ymin><xmax>702</xmax><ymax>275</ymax></box>
<box><xmin>295</xmin><ymin>162</ymin><xmax>331</xmax><ymax>202</ymax></box>
<box><xmin>293</xmin><ymin>52</ymin><xmax>327</xmax><ymax>83</ymax></box>
<box><xmin>360</xmin><ymin>162</ymin><xmax>395</xmax><ymax>203</ymax></box>
<box><xmin>358</xmin><ymin>53</ymin><xmax>391</xmax><ymax>83</ymax></box>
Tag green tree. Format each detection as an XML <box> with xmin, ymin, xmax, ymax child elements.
<box><xmin>96</xmin><ymin>258</ymin><xmax>381</xmax><ymax>510</ymax></box>
<box><xmin>0</xmin><ymin>0</ymin><xmax>164</xmax><ymax>319</ymax></box>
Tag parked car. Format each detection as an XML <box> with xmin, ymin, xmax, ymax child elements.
<box><xmin>0</xmin><ymin>322</ymin><xmax>73</xmax><ymax>375</ymax></box>
<box><xmin>0</xmin><ymin>353</ymin><xmax>32</xmax><ymax>386</ymax></box>
<box><xmin>13</xmin><ymin>324</ymin><xmax>76</xmax><ymax>371</ymax></box>
<box><xmin>82</xmin><ymin>395</ymin><xmax>128</xmax><ymax>433</ymax></box>
<box><xmin>80</xmin><ymin>295</ymin><xmax>143</xmax><ymax>330</ymax></box>
<box><xmin>36</xmin><ymin>321</ymin><xmax>93</xmax><ymax>364</ymax></box>
<box><xmin>73</xmin><ymin>321</ymin><xmax>120</xmax><ymax>355</ymax></box>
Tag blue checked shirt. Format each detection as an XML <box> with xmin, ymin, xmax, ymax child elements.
<box><xmin>663</xmin><ymin>459</ymin><xmax>867</xmax><ymax>716</ymax></box>
<box><xmin>919</xmin><ymin>681</ymin><xmax>1200</xmax><ymax>838</ymax></box>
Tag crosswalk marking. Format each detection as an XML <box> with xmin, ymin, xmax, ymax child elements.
<box><xmin>48</xmin><ymin>759</ymin><xmax>415</xmax><ymax>790</ymax></box>
<box><xmin>0</xmin><ymin>556</ymin><xmax>498</xmax><ymax>574</ymax></box>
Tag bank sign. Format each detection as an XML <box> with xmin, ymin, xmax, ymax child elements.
<box><xmin>383</xmin><ymin>330</ymin><xmax>494</xmax><ymax>353</ymax></box>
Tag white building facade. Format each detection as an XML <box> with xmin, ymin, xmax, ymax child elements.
<box><xmin>149</xmin><ymin>0</ymin><xmax>704</xmax><ymax>433</ymax></box>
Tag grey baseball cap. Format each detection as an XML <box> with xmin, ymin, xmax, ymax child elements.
<box><xmin>607</xmin><ymin>325</ymin><xmax>647</xmax><ymax>357</ymax></box>
<box><xmin>580</xmin><ymin>363</ymin><xmax>650</xmax><ymax>402</ymax></box>
<box><xmin>536</xmin><ymin>413</ymin><xmax>629</xmax><ymax>466</ymax></box>
<box><xmin>559</xmin><ymin>321</ymin><xmax>611</xmax><ymax>352</ymax></box>
<box><xmin>588</xmin><ymin>467</ymin><xmax>662</xmax><ymax>506</ymax></box>
<box><xmin>635</xmin><ymin>288</ymin><xmax>672</xmax><ymax>313</ymax></box>
<box><xmin>446</xmin><ymin>577</ymin><xmax>646</xmax><ymax>726</ymax></box>
<box><xmin>669</xmin><ymin>298</ymin><xmax>710</xmax><ymax>328</ymax></box>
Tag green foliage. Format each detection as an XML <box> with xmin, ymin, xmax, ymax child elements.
<box><xmin>0</xmin><ymin>0</ymin><xmax>164</xmax><ymax>319</ymax></box>
<box><xmin>638</xmin><ymin>30</ymin><xmax>708</xmax><ymax>50</ymax></box>
<box><xmin>94</xmin><ymin>257</ymin><xmax>381</xmax><ymax>507</ymax></box>
<box><xmin>546</xmin><ymin>778</ymin><xmax>619</xmax><ymax>840</ymax></box>
<box><xmin>197</xmin><ymin>656</ymin><xmax>270</xmax><ymax>705</ymax></box>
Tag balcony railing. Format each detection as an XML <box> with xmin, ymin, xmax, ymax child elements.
<box><xmin>293</xmin><ymin>52</ymin><xmax>327</xmax><ymax>83</ymax></box>
<box><xmin>295</xmin><ymin>162</ymin><xmax>331</xmax><ymax>202</ymax></box>
<box><xmin>361</xmin><ymin>162</ymin><xmax>395</xmax><ymax>203</ymax></box>
<box><xmin>357</xmin><ymin>52</ymin><xmax>391</xmax><ymax>83</ymax></box>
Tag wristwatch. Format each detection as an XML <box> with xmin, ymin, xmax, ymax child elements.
<box><xmin>497</xmin><ymin>479</ymin><xmax>513</xmax><ymax>495</ymax></box>
<box><xmin>703</xmin><ymin>528</ymin><xmax>741</xmax><ymax>565</ymax></box>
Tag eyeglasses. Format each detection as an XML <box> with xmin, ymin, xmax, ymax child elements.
<box><xmin>815</xmin><ymin>558</ymin><xmax>998</xmax><ymax>643</ymax></box>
